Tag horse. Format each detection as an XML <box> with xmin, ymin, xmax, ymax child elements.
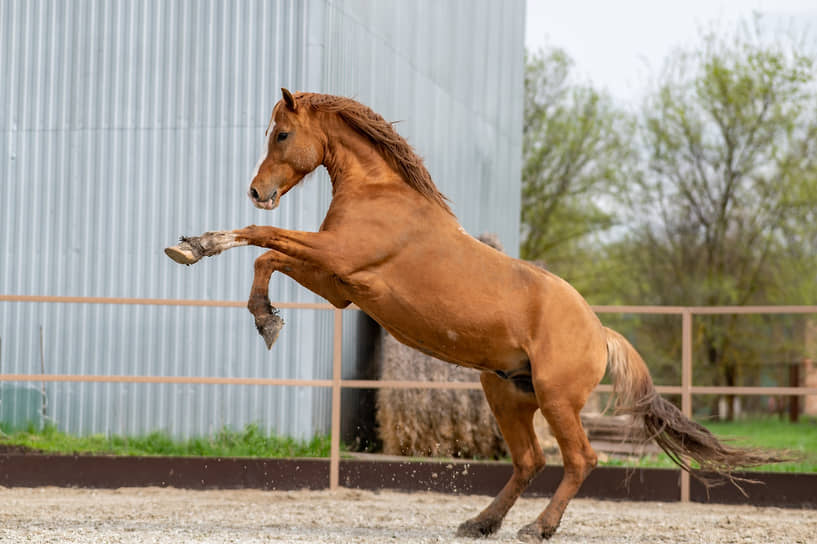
<box><xmin>165</xmin><ymin>89</ymin><xmax>778</xmax><ymax>542</ymax></box>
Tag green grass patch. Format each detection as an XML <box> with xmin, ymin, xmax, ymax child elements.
<box><xmin>3</xmin><ymin>418</ymin><xmax>815</xmax><ymax>472</ymax></box>
<box><xmin>599</xmin><ymin>416</ymin><xmax>817</xmax><ymax>472</ymax></box>
<box><xmin>0</xmin><ymin>422</ymin><xmax>330</xmax><ymax>458</ymax></box>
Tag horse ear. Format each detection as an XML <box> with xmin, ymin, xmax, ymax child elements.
<box><xmin>281</xmin><ymin>88</ymin><xmax>297</xmax><ymax>111</ymax></box>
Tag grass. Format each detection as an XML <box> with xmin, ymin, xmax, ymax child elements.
<box><xmin>2</xmin><ymin>417</ymin><xmax>815</xmax><ymax>472</ymax></box>
<box><xmin>599</xmin><ymin>416</ymin><xmax>817</xmax><ymax>473</ymax></box>
<box><xmin>0</xmin><ymin>422</ymin><xmax>330</xmax><ymax>458</ymax></box>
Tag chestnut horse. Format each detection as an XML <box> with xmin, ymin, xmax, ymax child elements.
<box><xmin>166</xmin><ymin>89</ymin><xmax>777</xmax><ymax>541</ymax></box>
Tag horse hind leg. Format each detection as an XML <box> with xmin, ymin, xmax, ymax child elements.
<box><xmin>457</xmin><ymin>371</ymin><xmax>544</xmax><ymax>538</ymax></box>
<box><xmin>517</xmin><ymin>389</ymin><xmax>598</xmax><ymax>542</ymax></box>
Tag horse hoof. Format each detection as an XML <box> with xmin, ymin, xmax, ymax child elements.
<box><xmin>456</xmin><ymin>517</ymin><xmax>502</xmax><ymax>538</ymax></box>
<box><xmin>164</xmin><ymin>238</ymin><xmax>202</xmax><ymax>265</ymax></box>
<box><xmin>255</xmin><ymin>312</ymin><xmax>284</xmax><ymax>350</ymax></box>
<box><xmin>517</xmin><ymin>522</ymin><xmax>557</xmax><ymax>542</ymax></box>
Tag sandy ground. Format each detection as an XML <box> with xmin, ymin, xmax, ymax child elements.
<box><xmin>0</xmin><ymin>487</ymin><xmax>814</xmax><ymax>544</ymax></box>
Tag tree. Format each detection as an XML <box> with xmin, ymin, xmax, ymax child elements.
<box><xmin>521</xmin><ymin>48</ymin><xmax>634</xmax><ymax>294</ymax></box>
<box><xmin>619</xmin><ymin>21</ymin><xmax>817</xmax><ymax>418</ymax></box>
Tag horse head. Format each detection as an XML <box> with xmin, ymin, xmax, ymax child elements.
<box><xmin>248</xmin><ymin>88</ymin><xmax>324</xmax><ymax>210</ymax></box>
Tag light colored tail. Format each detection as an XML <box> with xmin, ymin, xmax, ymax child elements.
<box><xmin>604</xmin><ymin>327</ymin><xmax>783</xmax><ymax>489</ymax></box>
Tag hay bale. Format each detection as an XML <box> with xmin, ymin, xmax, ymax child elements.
<box><xmin>375</xmin><ymin>234</ymin><xmax>556</xmax><ymax>459</ymax></box>
<box><xmin>375</xmin><ymin>328</ymin><xmax>508</xmax><ymax>458</ymax></box>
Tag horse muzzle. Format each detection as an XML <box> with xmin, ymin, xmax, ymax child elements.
<box><xmin>249</xmin><ymin>187</ymin><xmax>279</xmax><ymax>210</ymax></box>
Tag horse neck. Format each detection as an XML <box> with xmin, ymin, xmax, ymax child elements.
<box><xmin>320</xmin><ymin>119</ymin><xmax>405</xmax><ymax>197</ymax></box>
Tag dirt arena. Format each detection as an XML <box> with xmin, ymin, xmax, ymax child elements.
<box><xmin>0</xmin><ymin>487</ymin><xmax>813</xmax><ymax>543</ymax></box>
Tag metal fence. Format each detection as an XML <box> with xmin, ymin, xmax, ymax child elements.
<box><xmin>2</xmin><ymin>294</ymin><xmax>816</xmax><ymax>502</ymax></box>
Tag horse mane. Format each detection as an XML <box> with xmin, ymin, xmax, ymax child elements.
<box><xmin>302</xmin><ymin>94</ymin><xmax>452</xmax><ymax>214</ymax></box>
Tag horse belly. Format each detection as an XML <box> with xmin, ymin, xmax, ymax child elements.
<box><xmin>338</xmin><ymin>242</ymin><xmax>539</xmax><ymax>370</ymax></box>
<box><xmin>356</xmin><ymin>286</ymin><xmax>529</xmax><ymax>371</ymax></box>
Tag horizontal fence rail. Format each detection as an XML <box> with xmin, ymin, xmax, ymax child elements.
<box><xmin>2</xmin><ymin>294</ymin><xmax>817</xmax><ymax>500</ymax></box>
<box><xmin>1</xmin><ymin>376</ymin><xmax>813</xmax><ymax>396</ymax></box>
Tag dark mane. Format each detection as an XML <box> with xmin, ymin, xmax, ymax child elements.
<box><xmin>303</xmin><ymin>94</ymin><xmax>452</xmax><ymax>214</ymax></box>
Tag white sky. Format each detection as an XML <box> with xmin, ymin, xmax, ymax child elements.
<box><xmin>525</xmin><ymin>0</ymin><xmax>817</xmax><ymax>103</ymax></box>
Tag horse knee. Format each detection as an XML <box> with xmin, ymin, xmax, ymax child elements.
<box><xmin>563</xmin><ymin>447</ymin><xmax>597</xmax><ymax>483</ymax></box>
<box><xmin>515</xmin><ymin>463</ymin><xmax>538</xmax><ymax>483</ymax></box>
<box><xmin>514</xmin><ymin>449</ymin><xmax>546</xmax><ymax>483</ymax></box>
<box><xmin>531</xmin><ymin>448</ymin><xmax>547</xmax><ymax>475</ymax></box>
<box><xmin>586</xmin><ymin>449</ymin><xmax>598</xmax><ymax>470</ymax></box>
<box><xmin>253</xmin><ymin>253</ymin><xmax>275</xmax><ymax>276</ymax></box>
<box><xmin>581</xmin><ymin>450</ymin><xmax>598</xmax><ymax>480</ymax></box>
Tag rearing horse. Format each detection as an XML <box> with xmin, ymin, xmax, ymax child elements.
<box><xmin>166</xmin><ymin>89</ymin><xmax>777</xmax><ymax>542</ymax></box>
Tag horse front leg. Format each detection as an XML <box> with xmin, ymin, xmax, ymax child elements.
<box><xmin>166</xmin><ymin>226</ymin><xmax>346</xmax><ymax>348</ymax></box>
<box><xmin>232</xmin><ymin>225</ymin><xmax>338</xmax><ymax>267</ymax></box>
<box><xmin>249</xmin><ymin>249</ymin><xmax>350</xmax><ymax>349</ymax></box>
<box><xmin>248</xmin><ymin>250</ymin><xmax>285</xmax><ymax>349</ymax></box>
<box><xmin>165</xmin><ymin>226</ymin><xmax>338</xmax><ymax>269</ymax></box>
<box><xmin>164</xmin><ymin>231</ymin><xmax>249</xmax><ymax>265</ymax></box>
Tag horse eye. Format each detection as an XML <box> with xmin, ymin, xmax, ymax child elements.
<box><xmin>277</xmin><ymin>132</ymin><xmax>289</xmax><ymax>142</ymax></box>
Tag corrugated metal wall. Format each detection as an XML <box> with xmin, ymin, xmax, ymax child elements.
<box><xmin>0</xmin><ymin>0</ymin><xmax>524</xmax><ymax>439</ymax></box>
<box><xmin>317</xmin><ymin>0</ymin><xmax>524</xmax><ymax>252</ymax></box>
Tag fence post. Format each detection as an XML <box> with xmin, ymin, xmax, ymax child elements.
<box><xmin>788</xmin><ymin>362</ymin><xmax>800</xmax><ymax>423</ymax></box>
<box><xmin>680</xmin><ymin>308</ymin><xmax>693</xmax><ymax>502</ymax></box>
<box><xmin>330</xmin><ymin>309</ymin><xmax>343</xmax><ymax>490</ymax></box>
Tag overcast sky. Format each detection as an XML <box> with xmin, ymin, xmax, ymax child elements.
<box><xmin>525</xmin><ymin>0</ymin><xmax>817</xmax><ymax>103</ymax></box>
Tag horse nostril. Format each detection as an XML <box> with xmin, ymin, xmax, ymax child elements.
<box><xmin>250</xmin><ymin>187</ymin><xmax>260</xmax><ymax>200</ymax></box>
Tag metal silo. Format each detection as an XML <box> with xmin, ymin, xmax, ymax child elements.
<box><xmin>0</xmin><ymin>0</ymin><xmax>524</xmax><ymax>439</ymax></box>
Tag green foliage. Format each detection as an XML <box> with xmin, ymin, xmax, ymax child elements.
<box><xmin>521</xmin><ymin>47</ymin><xmax>634</xmax><ymax>294</ymax></box>
<box><xmin>0</xmin><ymin>422</ymin><xmax>331</xmax><ymax>458</ymax></box>
<box><xmin>619</xmin><ymin>22</ymin><xmax>817</xmax><ymax>416</ymax></box>
<box><xmin>628</xmin><ymin>21</ymin><xmax>817</xmax><ymax>309</ymax></box>
<box><xmin>522</xmin><ymin>20</ymin><xmax>817</xmax><ymax>418</ymax></box>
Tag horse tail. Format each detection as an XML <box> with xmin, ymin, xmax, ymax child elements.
<box><xmin>603</xmin><ymin>326</ymin><xmax>782</xmax><ymax>489</ymax></box>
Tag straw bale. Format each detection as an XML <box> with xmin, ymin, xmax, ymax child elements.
<box><xmin>375</xmin><ymin>328</ymin><xmax>508</xmax><ymax>458</ymax></box>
